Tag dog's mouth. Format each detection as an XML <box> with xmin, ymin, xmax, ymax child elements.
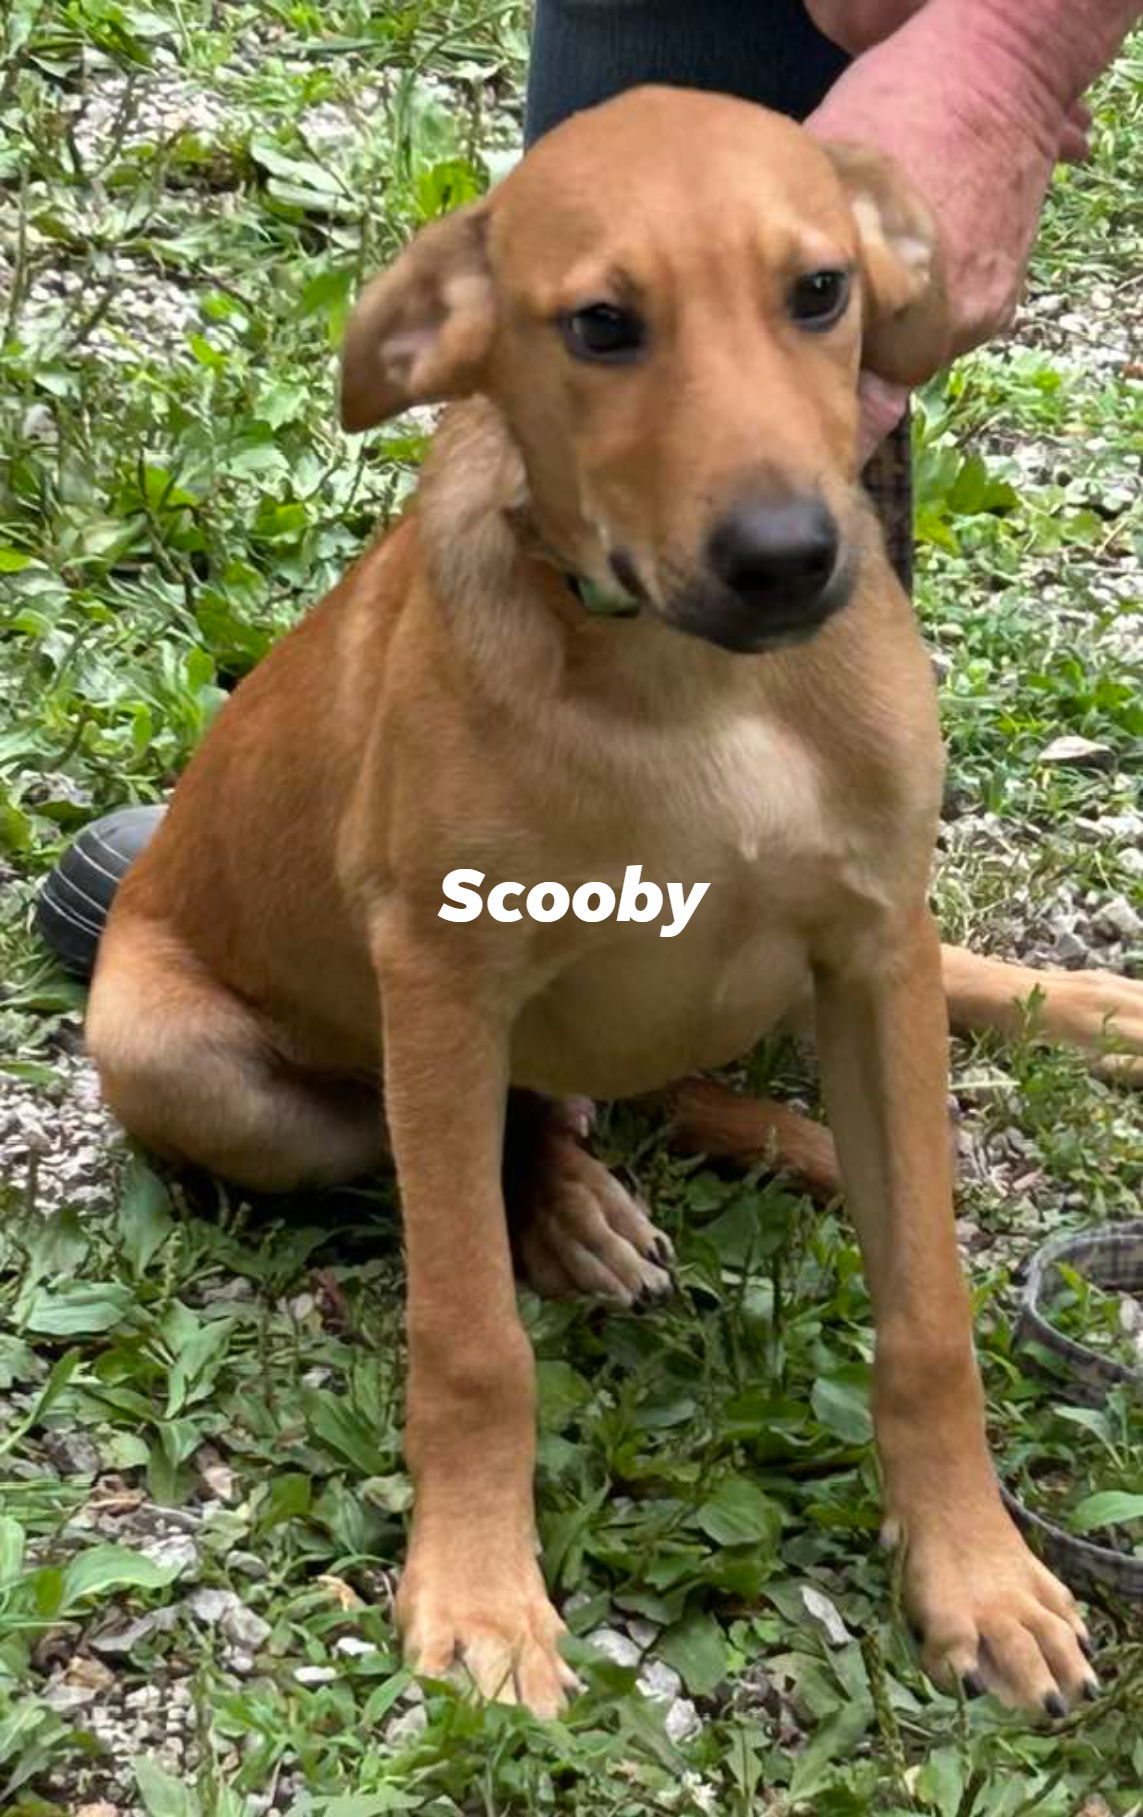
<box><xmin>658</xmin><ymin>550</ymin><xmax>855</xmax><ymax>655</ymax></box>
<box><xmin>563</xmin><ymin>541</ymin><xmax>855</xmax><ymax>655</ymax></box>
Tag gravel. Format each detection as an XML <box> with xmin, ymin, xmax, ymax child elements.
<box><xmin>0</xmin><ymin>35</ymin><xmax>522</xmax><ymax>372</ymax></box>
<box><xmin>0</xmin><ymin>1051</ymin><xmax>121</xmax><ymax>1219</ymax></box>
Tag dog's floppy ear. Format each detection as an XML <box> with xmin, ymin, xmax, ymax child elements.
<box><xmin>340</xmin><ymin>203</ymin><xmax>495</xmax><ymax>432</ymax></box>
<box><xmin>824</xmin><ymin>142</ymin><xmax>949</xmax><ymax>386</ymax></box>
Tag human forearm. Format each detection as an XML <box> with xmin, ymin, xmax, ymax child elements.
<box><xmin>812</xmin><ymin>0</ymin><xmax>1141</xmax><ymax>91</ymax></box>
<box><xmin>815</xmin><ymin>0</ymin><xmax>1140</xmax><ymax>150</ymax></box>
<box><xmin>957</xmin><ymin>0</ymin><xmax>1142</xmax><ymax>116</ymax></box>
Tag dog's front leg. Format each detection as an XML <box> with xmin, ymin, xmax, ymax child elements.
<box><xmin>814</xmin><ymin>907</ymin><xmax>1095</xmax><ymax>1712</ymax></box>
<box><xmin>377</xmin><ymin>938</ymin><xmax>575</xmax><ymax>1716</ymax></box>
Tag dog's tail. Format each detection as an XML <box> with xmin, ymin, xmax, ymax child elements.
<box><xmin>656</xmin><ymin>1075</ymin><xmax>841</xmax><ymax>1200</ymax></box>
<box><xmin>35</xmin><ymin>805</ymin><xmax>166</xmax><ymax>980</ymax></box>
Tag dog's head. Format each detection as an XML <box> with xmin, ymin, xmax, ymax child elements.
<box><xmin>341</xmin><ymin>87</ymin><xmax>946</xmax><ymax>653</ymax></box>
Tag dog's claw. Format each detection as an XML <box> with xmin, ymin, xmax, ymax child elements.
<box><xmin>515</xmin><ymin>1122</ymin><xmax>674</xmax><ymax>1306</ymax></box>
<box><xmin>899</xmin><ymin>1501</ymin><xmax>1093</xmax><ymax>1714</ymax></box>
<box><xmin>400</xmin><ymin>1551</ymin><xmax>574</xmax><ymax>1720</ymax></box>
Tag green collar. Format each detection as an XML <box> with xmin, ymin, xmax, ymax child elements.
<box><xmin>567</xmin><ymin>573</ymin><xmax>641</xmax><ymax>619</ymax></box>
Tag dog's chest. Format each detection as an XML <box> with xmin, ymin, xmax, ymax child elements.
<box><xmin>659</xmin><ymin>715</ymin><xmax>830</xmax><ymax>867</ymax></box>
<box><xmin>509</xmin><ymin>716</ymin><xmax>893</xmax><ymax>1098</ymax></box>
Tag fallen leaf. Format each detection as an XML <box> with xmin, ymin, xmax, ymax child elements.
<box><xmin>318</xmin><ymin>1573</ymin><xmax>364</xmax><ymax>1611</ymax></box>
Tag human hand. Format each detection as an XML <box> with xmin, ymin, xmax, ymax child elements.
<box><xmin>806</xmin><ymin>1</ymin><xmax>1081</xmax><ymax>454</ymax></box>
<box><xmin>856</xmin><ymin>372</ymin><xmax>909</xmax><ymax>466</ymax></box>
<box><xmin>805</xmin><ymin>1</ymin><xmax>1092</xmax><ymax>155</ymax></box>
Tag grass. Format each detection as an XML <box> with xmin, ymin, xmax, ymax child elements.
<box><xmin>1</xmin><ymin>4</ymin><xmax>1141</xmax><ymax>1813</ymax></box>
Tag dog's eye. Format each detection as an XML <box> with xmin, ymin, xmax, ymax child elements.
<box><xmin>789</xmin><ymin>269</ymin><xmax>850</xmax><ymax>330</ymax></box>
<box><xmin>560</xmin><ymin>304</ymin><xmax>646</xmax><ymax>363</ymax></box>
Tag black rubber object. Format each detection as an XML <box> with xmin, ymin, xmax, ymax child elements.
<box><xmin>35</xmin><ymin>804</ymin><xmax>167</xmax><ymax>980</ymax></box>
<box><xmin>1001</xmin><ymin>1223</ymin><xmax>1143</xmax><ymax>1601</ymax></box>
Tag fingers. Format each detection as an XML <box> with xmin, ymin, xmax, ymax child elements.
<box><xmin>857</xmin><ymin>371</ymin><xmax>910</xmax><ymax>465</ymax></box>
<box><xmin>1059</xmin><ymin>99</ymin><xmax>1093</xmax><ymax>164</ymax></box>
<box><xmin>1059</xmin><ymin>124</ymin><xmax>1092</xmax><ymax>164</ymax></box>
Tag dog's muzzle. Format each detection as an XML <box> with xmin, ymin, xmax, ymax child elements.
<box><xmin>668</xmin><ymin>493</ymin><xmax>851</xmax><ymax>654</ymax></box>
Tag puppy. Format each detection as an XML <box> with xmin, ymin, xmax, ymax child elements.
<box><xmin>88</xmin><ymin>88</ymin><xmax>1140</xmax><ymax>1715</ymax></box>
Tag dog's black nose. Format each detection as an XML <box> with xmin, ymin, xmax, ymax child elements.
<box><xmin>707</xmin><ymin>497</ymin><xmax>839</xmax><ymax>608</ymax></box>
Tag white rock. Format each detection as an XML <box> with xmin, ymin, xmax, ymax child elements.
<box><xmin>21</xmin><ymin>403</ymin><xmax>57</xmax><ymax>442</ymax></box>
<box><xmin>638</xmin><ymin>1659</ymin><xmax>682</xmax><ymax>1704</ymax></box>
<box><xmin>1095</xmin><ymin>812</ymin><xmax>1143</xmax><ymax>841</ymax></box>
<box><xmin>680</xmin><ymin>1775</ymin><xmax>720</xmax><ymax>1815</ymax></box>
<box><xmin>586</xmin><ymin>1627</ymin><xmax>641</xmax><ymax>1668</ymax></box>
<box><xmin>800</xmin><ymin>1585</ymin><xmax>850</xmax><ymax>1647</ymax></box>
<box><xmin>334</xmin><ymin>1636</ymin><xmax>378</xmax><ymax>1657</ymax></box>
<box><xmin>1038</xmin><ymin>735</ymin><xmax>1113</xmax><ymax>768</ymax></box>
<box><xmin>140</xmin><ymin>1533</ymin><xmax>200</xmax><ymax>1577</ymax></box>
<box><xmin>188</xmin><ymin>1587</ymin><xmax>270</xmax><ymax>1649</ymax></box>
<box><xmin>294</xmin><ymin>1664</ymin><xmax>338</xmax><ymax>1686</ymax></box>
<box><xmin>386</xmin><ymin>1704</ymin><xmax>429</xmax><ymax>1747</ymax></box>
<box><xmin>188</xmin><ymin>1587</ymin><xmax>239</xmax><ymax>1624</ymax></box>
<box><xmin>44</xmin><ymin>1681</ymin><xmax>101</xmax><ymax>1713</ymax></box>
<box><xmin>1051</xmin><ymin>929</ymin><xmax>1090</xmax><ymax>965</ymax></box>
<box><xmin>222</xmin><ymin>1604</ymin><xmax>271</xmax><ymax>1650</ymax></box>
<box><xmin>1097</xmin><ymin>896</ymin><xmax>1143</xmax><ymax>942</ymax></box>
<box><xmin>125</xmin><ymin>1684</ymin><xmax>160</xmax><ymax>1709</ymax></box>
<box><xmin>90</xmin><ymin>1606</ymin><xmax>179</xmax><ymax>1655</ymax></box>
<box><xmin>626</xmin><ymin>1617</ymin><xmax>659</xmax><ymax>1649</ymax></box>
<box><xmin>665</xmin><ymin>1697</ymin><xmax>701</xmax><ymax>1744</ymax></box>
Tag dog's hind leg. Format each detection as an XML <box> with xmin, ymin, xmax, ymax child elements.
<box><xmin>87</xmin><ymin>919</ymin><xmax>384</xmax><ymax>1191</ymax></box>
<box><xmin>503</xmin><ymin>1078</ymin><xmax>843</xmax><ymax>1305</ymax></box>
<box><xmin>503</xmin><ymin>1090</ymin><xmax>675</xmax><ymax>1305</ymax></box>
<box><xmin>941</xmin><ymin>944</ymin><xmax>1143</xmax><ymax>1084</ymax></box>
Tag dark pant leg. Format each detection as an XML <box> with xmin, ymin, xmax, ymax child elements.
<box><xmin>525</xmin><ymin>0</ymin><xmax>846</xmax><ymax>141</ymax></box>
<box><xmin>524</xmin><ymin>0</ymin><xmax>913</xmax><ymax>593</ymax></box>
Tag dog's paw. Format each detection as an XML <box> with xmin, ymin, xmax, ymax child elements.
<box><xmin>894</xmin><ymin>1501</ymin><xmax>1096</xmax><ymax>1713</ymax></box>
<box><xmin>1062</xmin><ymin>970</ymin><xmax>1143</xmax><ymax>1084</ymax></box>
<box><xmin>515</xmin><ymin>1121</ymin><xmax>673</xmax><ymax>1307</ymax></box>
<box><xmin>399</xmin><ymin>1552</ymin><xmax>577</xmax><ymax>1718</ymax></box>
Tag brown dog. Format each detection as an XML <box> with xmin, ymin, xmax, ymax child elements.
<box><xmin>86</xmin><ymin>89</ymin><xmax>1141</xmax><ymax>1717</ymax></box>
